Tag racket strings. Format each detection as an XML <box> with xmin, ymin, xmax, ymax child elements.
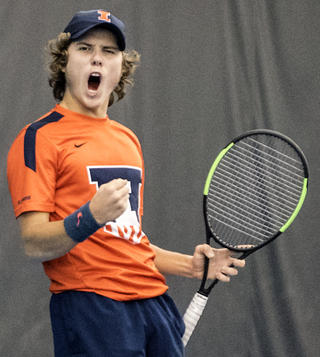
<box><xmin>207</xmin><ymin>193</ymin><xmax>286</xmax><ymax>233</ymax></box>
<box><xmin>247</xmin><ymin>138</ymin><xmax>304</xmax><ymax>170</ymax></box>
<box><xmin>208</xmin><ymin>204</ymin><xmax>274</xmax><ymax>241</ymax></box>
<box><xmin>212</xmin><ymin>166</ymin><xmax>299</xmax><ymax>213</ymax></box>
<box><xmin>207</xmin><ymin>134</ymin><xmax>306</xmax><ymax>249</ymax></box>
<box><xmin>224</xmin><ymin>150</ymin><xmax>304</xmax><ymax>196</ymax></box>
<box><xmin>231</xmin><ymin>139</ymin><xmax>304</xmax><ymax>184</ymax></box>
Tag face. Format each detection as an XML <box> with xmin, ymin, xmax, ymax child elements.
<box><xmin>61</xmin><ymin>28</ymin><xmax>123</xmax><ymax>118</ymax></box>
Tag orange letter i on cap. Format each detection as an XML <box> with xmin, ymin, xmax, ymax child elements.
<box><xmin>98</xmin><ymin>10</ymin><xmax>111</xmax><ymax>22</ymax></box>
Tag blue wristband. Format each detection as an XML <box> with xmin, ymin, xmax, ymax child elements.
<box><xmin>64</xmin><ymin>202</ymin><xmax>104</xmax><ymax>243</ymax></box>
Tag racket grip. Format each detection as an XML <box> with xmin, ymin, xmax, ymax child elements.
<box><xmin>182</xmin><ymin>292</ymin><xmax>208</xmax><ymax>347</ymax></box>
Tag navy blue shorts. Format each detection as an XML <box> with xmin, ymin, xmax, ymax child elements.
<box><xmin>50</xmin><ymin>291</ymin><xmax>185</xmax><ymax>356</ymax></box>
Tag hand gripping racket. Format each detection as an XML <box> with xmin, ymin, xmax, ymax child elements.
<box><xmin>182</xmin><ymin>129</ymin><xmax>309</xmax><ymax>346</ymax></box>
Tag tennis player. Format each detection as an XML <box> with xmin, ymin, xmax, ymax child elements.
<box><xmin>7</xmin><ymin>10</ymin><xmax>245</xmax><ymax>356</ymax></box>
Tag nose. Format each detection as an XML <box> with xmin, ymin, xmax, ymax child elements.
<box><xmin>92</xmin><ymin>58</ymin><xmax>102</xmax><ymax>66</ymax></box>
<box><xmin>91</xmin><ymin>49</ymin><xmax>102</xmax><ymax>66</ymax></box>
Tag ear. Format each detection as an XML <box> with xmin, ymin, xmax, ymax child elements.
<box><xmin>61</xmin><ymin>56</ymin><xmax>68</xmax><ymax>74</ymax></box>
<box><xmin>61</xmin><ymin>48</ymin><xmax>70</xmax><ymax>73</ymax></box>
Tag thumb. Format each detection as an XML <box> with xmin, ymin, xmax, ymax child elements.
<box><xmin>197</xmin><ymin>244</ymin><xmax>214</xmax><ymax>259</ymax></box>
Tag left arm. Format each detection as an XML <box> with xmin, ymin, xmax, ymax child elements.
<box><xmin>151</xmin><ymin>244</ymin><xmax>245</xmax><ymax>282</ymax></box>
<box><xmin>151</xmin><ymin>244</ymin><xmax>194</xmax><ymax>278</ymax></box>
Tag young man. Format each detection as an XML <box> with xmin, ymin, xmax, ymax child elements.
<box><xmin>7</xmin><ymin>10</ymin><xmax>245</xmax><ymax>356</ymax></box>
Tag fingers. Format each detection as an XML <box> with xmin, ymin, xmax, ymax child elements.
<box><xmin>231</xmin><ymin>257</ymin><xmax>246</xmax><ymax>268</ymax></box>
<box><xmin>215</xmin><ymin>248</ymin><xmax>246</xmax><ymax>268</ymax></box>
<box><xmin>110</xmin><ymin>178</ymin><xmax>130</xmax><ymax>191</ymax></box>
<box><xmin>110</xmin><ymin>179</ymin><xmax>130</xmax><ymax>207</ymax></box>
<box><xmin>222</xmin><ymin>266</ymin><xmax>239</xmax><ymax>277</ymax></box>
<box><xmin>214</xmin><ymin>261</ymin><xmax>239</xmax><ymax>283</ymax></box>
<box><xmin>198</xmin><ymin>246</ymin><xmax>246</xmax><ymax>282</ymax></box>
<box><xmin>214</xmin><ymin>255</ymin><xmax>245</xmax><ymax>283</ymax></box>
<box><xmin>89</xmin><ymin>178</ymin><xmax>130</xmax><ymax>224</ymax></box>
<box><xmin>216</xmin><ymin>272</ymin><xmax>231</xmax><ymax>282</ymax></box>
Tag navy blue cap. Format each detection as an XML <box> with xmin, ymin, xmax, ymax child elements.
<box><xmin>64</xmin><ymin>10</ymin><xmax>126</xmax><ymax>50</ymax></box>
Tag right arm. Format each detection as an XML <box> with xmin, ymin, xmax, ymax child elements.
<box><xmin>19</xmin><ymin>211</ymin><xmax>76</xmax><ymax>261</ymax></box>
<box><xmin>18</xmin><ymin>179</ymin><xmax>129</xmax><ymax>261</ymax></box>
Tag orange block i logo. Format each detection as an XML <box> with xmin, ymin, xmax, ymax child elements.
<box><xmin>98</xmin><ymin>10</ymin><xmax>111</xmax><ymax>22</ymax></box>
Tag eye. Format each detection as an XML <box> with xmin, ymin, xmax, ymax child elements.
<box><xmin>77</xmin><ymin>44</ymin><xmax>91</xmax><ymax>52</ymax></box>
<box><xmin>103</xmin><ymin>47</ymin><xmax>117</xmax><ymax>54</ymax></box>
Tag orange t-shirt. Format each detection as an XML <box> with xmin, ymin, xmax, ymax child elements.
<box><xmin>7</xmin><ymin>104</ymin><xmax>168</xmax><ymax>300</ymax></box>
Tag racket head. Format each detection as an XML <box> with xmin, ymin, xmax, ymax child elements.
<box><xmin>203</xmin><ymin>129</ymin><xmax>309</xmax><ymax>254</ymax></box>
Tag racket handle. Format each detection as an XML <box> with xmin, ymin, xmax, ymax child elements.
<box><xmin>182</xmin><ymin>292</ymin><xmax>208</xmax><ymax>347</ymax></box>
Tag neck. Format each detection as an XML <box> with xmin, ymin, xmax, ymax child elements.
<box><xmin>60</xmin><ymin>92</ymin><xmax>109</xmax><ymax>119</ymax></box>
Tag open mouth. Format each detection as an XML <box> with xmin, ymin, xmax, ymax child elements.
<box><xmin>88</xmin><ymin>73</ymin><xmax>101</xmax><ymax>91</ymax></box>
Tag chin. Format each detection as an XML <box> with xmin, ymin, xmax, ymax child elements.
<box><xmin>84</xmin><ymin>97</ymin><xmax>108</xmax><ymax>110</ymax></box>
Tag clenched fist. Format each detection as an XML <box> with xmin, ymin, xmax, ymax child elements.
<box><xmin>89</xmin><ymin>179</ymin><xmax>130</xmax><ymax>225</ymax></box>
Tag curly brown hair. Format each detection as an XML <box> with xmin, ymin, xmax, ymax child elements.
<box><xmin>45</xmin><ymin>32</ymin><xmax>140</xmax><ymax>106</ymax></box>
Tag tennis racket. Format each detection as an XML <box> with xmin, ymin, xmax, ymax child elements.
<box><xmin>182</xmin><ymin>129</ymin><xmax>309</xmax><ymax>346</ymax></box>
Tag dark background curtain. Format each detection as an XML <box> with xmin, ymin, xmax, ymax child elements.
<box><xmin>1</xmin><ymin>1</ymin><xmax>319</xmax><ymax>356</ymax></box>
